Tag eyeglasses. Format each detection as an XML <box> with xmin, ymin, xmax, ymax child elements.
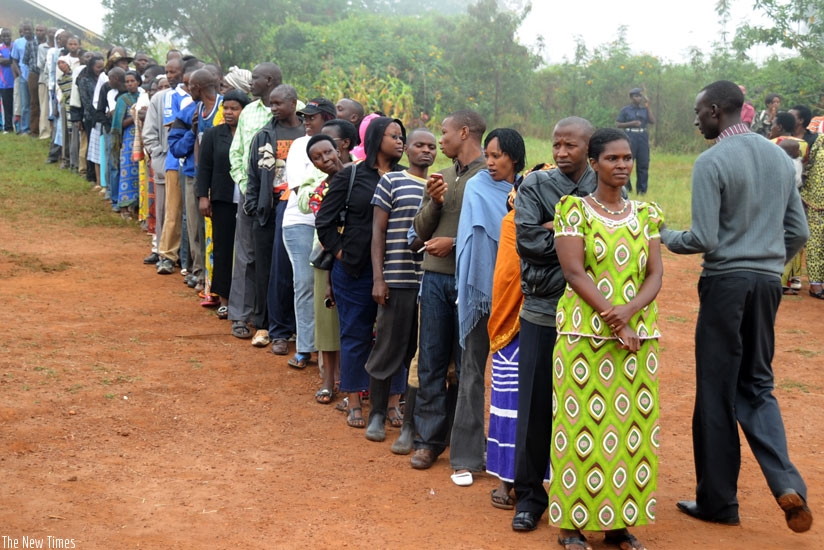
<box><xmin>384</xmin><ymin>133</ymin><xmax>405</xmax><ymax>143</ymax></box>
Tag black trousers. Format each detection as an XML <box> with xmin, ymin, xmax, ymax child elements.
<box><xmin>210</xmin><ymin>200</ymin><xmax>237</xmax><ymax>299</ymax></box>
<box><xmin>692</xmin><ymin>272</ymin><xmax>807</xmax><ymax>517</ymax></box>
<box><xmin>1</xmin><ymin>88</ymin><xmax>13</xmax><ymax>131</ymax></box>
<box><xmin>251</xmin><ymin>201</ymin><xmax>276</xmax><ymax>331</ymax></box>
<box><xmin>513</xmin><ymin>317</ymin><xmax>555</xmax><ymax>514</ymax></box>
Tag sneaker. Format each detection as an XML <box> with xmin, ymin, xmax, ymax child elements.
<box><xmin>251</xmin><ymin>329</ymin><xmax>271</xmax><ymax>347</ymax></box>
<box><xmin>143</xmin><ymin>252</ymin><xmax>159</xmax><ymax>265</ymax></box>
<box><xmin>790</xmin><ymin>277</ymin><xmax>802</xmax><ymax>290</ymax></box>
<box><xmin>156</xmin><ymin>258</ymin><xmax>175</xmax><ymax>275</ymax></box>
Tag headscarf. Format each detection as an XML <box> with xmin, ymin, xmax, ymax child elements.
<box><xmin>362</xmin><ymin>116</ymin><xmax>405</xmax><ymax>170</ymax></box>
<box><xmin>351</xmin><ymin>112</ymin><xmax>380</xmax><ymax>161</ymax></box>
<box><xmin>223</xmin><ymin>66</ymin><xmax>252</xmax><ymax>94</ymax></box>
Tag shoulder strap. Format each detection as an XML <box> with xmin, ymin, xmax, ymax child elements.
<box><xmin>338</xmin><ymin>164</ymin><xmax>358</xmax><ymax>227</ymax></box>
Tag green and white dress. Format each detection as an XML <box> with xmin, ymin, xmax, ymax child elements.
<box><xmin>548</xmin><ymin>195</ymin><xmax>663</xmax><ymax>531</ymax></box>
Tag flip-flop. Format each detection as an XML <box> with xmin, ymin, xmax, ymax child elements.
<box><xmin>490</xmin><ymin>488</ymin><xmax>515</xmax><ymax>510</ymax></box>
<box><xmin>288</xmin><ymin>353</ymin><xmax>310</xmax><ymax>369</ymax></box>
<box><xmin>603</xmin><ymin>530</ymin><xmax>645</xmax><ymax>550</ymax></box>
<box><xmin>558</xmin><ymin>534</ymin><xmax>591</xmax><ymax>550</ymax></box>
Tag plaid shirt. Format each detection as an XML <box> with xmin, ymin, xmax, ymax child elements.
<box><xmin>229</xmin><ymin>99</ymin><xmax>272</xmax><ymax>194</ymax></box>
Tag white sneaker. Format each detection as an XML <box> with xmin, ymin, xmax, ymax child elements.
<box><xmin>790</xmin><ymin>277</ymin><xmax>802</xmax><ymax>290</ymax></box>
<box><xmin>251</xmin><ymin>329</ymin><xmax>271</xmax><ymax>348</ymax></box>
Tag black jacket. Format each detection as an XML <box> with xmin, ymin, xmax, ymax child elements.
<box><xmin>196</xmin><ymin>124</ymin><xmax>235</xmax><ymax>204</ymax></box>
<box><xmin>513</xmin><ymin>166</ymin><xmax>597</xmax><ymax>321</ymax></box>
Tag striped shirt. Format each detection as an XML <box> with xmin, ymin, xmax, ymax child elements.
<box><xmin>371</xmin><ymin>171</ymin><xmax>426</xmax><ymax>288</ymax></box>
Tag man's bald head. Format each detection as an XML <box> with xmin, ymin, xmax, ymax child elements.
<box><xmin>189</xmin><ymin>68</ymin><xmax>219</xmax><ymax>101</ymax></box>
<box><xmin>251</xmin><ymin>62</ymin><xmax>283</xmax><ymax>101</ymax></box>
<box><xmin>553</xmin><ymin>116</ymin><xmax>595</xmax><ymax>139</ymax></box>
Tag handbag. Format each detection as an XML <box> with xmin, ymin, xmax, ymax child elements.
<box><xmin>310</xmin><ymin>164</ymin><xmax>358</xmax><ymax>270</ymax></box>
<box><xmin>309</xmin><ymin>242</ymin><xmax>334</xmax><ymax>270</ymax></box>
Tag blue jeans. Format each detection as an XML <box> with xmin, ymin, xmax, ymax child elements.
<box><xmin>413</xmin><ymin>271</ymin><xmax>461</xmax><ymax>455</ymax></box>
<box><xmin>282</xmin><ymin>224</ymin><xmax>315</xmax><ymax>353</ymax></box>
<box><xmin>331</xmin><ymin>261</ymin><xmax>376</xmax><ymax>394</ymax></box>
<box><xmin>16</xmin><ymin>76</ymin><xmax>30</xmax><ymax>134</ymax></box>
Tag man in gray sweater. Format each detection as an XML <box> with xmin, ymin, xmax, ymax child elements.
<box><xmin>662</xmin><ymin>80</ymin><xmax>812</xmax><ymax>533</ymax></box>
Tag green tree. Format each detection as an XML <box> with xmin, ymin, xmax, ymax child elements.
<box><xmin>101</xmin><ymin>0</ymin><xmax>345</xmax><ymax>68</ymax></box>
<box><xmin>731</xmin><ymin>0</ymin><xmax>824</xmax><ymax>62</ymax></box>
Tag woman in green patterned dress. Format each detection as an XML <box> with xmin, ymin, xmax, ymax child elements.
<box><xmin>802</xmin><ymin>134</ymin><xmax>824</xmax><ymax>299</ymax></box>
<box><xmin>550</xmin><ymin>128</ymin><xmax>664</xmax><ymax>550</ymax></box>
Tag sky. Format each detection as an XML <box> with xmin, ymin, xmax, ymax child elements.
<box><xmin>35</xmin><ymin>0</ymin><xmax>785</xmax><ymax>65</ymax></box>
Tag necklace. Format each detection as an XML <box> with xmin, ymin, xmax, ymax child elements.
<box><xmin>589</xmin><ymin>193</ymin><xmax>629</xmax><ymax>216</ymax></box>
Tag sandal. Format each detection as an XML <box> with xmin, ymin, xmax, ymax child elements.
<box><xmin>288</xmin><ymin>352</ymin><xmax>310</xmax><ymax>369</ymax></box>
<box><xmin>217</xmin><ymin>306</ymin><xmax>229</xmax><ymax>319</ymax></box>
<box><xmin>387</xmin><ymin>406</ymin><xmax>403</xmax><ymax>428</ymax></box>
<box><xmin>335</xmin><ymin>396</ymin><xmax>349</xmax><ymax>412</ymax></box>
<box><xmin>346</xmin><ymin>407</ymin><xmax>365</xmax><ymax>428</ymax></box>
<box><xmin>809</xmin><ymin>288</ymin><xmax>824</xmax><ymax>300</ymax></box>
<box><xmin>604</xmin><ymin>529</ymin><xmax>645</xmax><ymax>550</ymax></box>
<box><xmin>558</xmin><ymin>533</ymin><xmax>591</xmax><ymax>550</ymax></box>
<box><xmin>231</xmin><ymin>320</ymin><xmax>252</xmax><ymax>339</ymax></box>
<box><xmin>315</xmin><ymin>388</ymin><xmax>335</xmax><ymax>405</ymax></box>
<box><xmin>490</xmin><ymin>488</ymin><xmax>515</xmax><ymax>510</ymax></box>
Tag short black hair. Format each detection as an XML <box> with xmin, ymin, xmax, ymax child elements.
<box><xmin>699</xmin><ymin>80</ymin><xmax>744</xmax><ymax>115</ymax></box>
<box><xmin>484</xmin><ymin>128</ymin><xmax>526</xmax><ymax>174</ymax></box>
<box><xmin>448</xmin><ymin>109</ymin><xmax>486</xmax><ymax>141</ymax></box>
<box><xmin>322</xmin><ymin>119</ymin><xmax>358</xmax><ymax>148</ymax></box>
<box><xmin>774</xmin><ymin>112</ymin><xmax>797</xmax><ymax>134</ymax></box>
<box><xmin>765</xmin><ymin>93</ymin><xmax>782</xmax><ymax>106</ymax></box>
<box><xmin>791</xmin><ymin>104</ymin><xmax>812</xmax><ymax>127</ymax></box>
<box><xmin>306</xmin><ymin>134</ymin><xmax>337</xmax><ymax>157</ymax></box>
<box><xmin>223</xmin><ymin>89</ymin><xmax>250</xmax><ymax>109</ymax></box>
<box><xmin>588</xmin><ymin>128</ymin><xmax>630</xmax><ymax>160</ymax></box>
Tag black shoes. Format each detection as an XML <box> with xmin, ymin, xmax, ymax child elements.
<box><xmin>511</xmin><ymin>510</ymin><xmax>541</xmax><ymax>532</ymax></box>
<box><xmin>676</xmin><ymin>500</ymin><xmax>740</xmax><ymax>526</ymax></box>
<box><xmin>143</xmin><ymin>252</ymin><xmax>159</xmax><ymax>265</ymax></box>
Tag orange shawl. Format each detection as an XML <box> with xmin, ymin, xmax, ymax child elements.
<box><xmin>488</xmin><ymin>209</ymin><xmax>523</xmax><ymax>352</ymax></box>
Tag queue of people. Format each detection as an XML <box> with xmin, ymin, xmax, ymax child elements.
<box><xmin>4</xmin><ymin>35</ymin><xmax>816</xmax><ymax>549</ymax></box>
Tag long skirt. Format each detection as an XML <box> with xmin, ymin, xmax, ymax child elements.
<box><xmin>117</xmin><ymin>126</ymin><xmax>139</xmax><ymax>208</ymax></box>
<box><xmin>486</xmin><ymin>336</ymin><xmax>520</xmax><ymax>483</ymax></box>
<box><xmin>548</xmin><ymin>334</ymin><xmax>659</xmax><ymax>531</ymax></box>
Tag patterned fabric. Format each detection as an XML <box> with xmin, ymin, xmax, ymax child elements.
<box><xmin>803</xmin><ymin>135</ymin><xmax>824</xmax><ymax>283</ymax></box>
<box><xmin>547</xmin><ymin>195</ymin><xmax>663</xmax><ymax>531</ymax></box>
<box><xmin>487</xmin><ymin>337</ymin><xmax>551</xmax><ymax>483</ymax></box>
<box><xmin>117</xmin><ymin>126</ymin><xmax>139</xmax><ymax>208</ymax></box>
<box><xmin>554</xmin><ymin>198</ymin><xmax>663</xmax><ymax>341</ymax></box>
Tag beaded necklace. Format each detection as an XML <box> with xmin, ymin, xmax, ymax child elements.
<box><xmin>589</xmin><ymin>193</ymin><xmax>629</xmax><ymax>216</ymax></box>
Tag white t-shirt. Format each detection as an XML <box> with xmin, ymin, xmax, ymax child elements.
<box><xmin>282</xmin><ymin>134</ymin><xmax>316</xmax><ymax>228</ymax></box>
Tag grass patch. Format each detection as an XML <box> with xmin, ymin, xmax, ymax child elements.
<box><xmin>0</xmin><ymin>134</ymin><xmax>133</xmax><ymax>228</ymax></box>
<box><xmin>788</xmin><ymin>348</ymin><xmax>821</xmax><ymax>359</ymax></box>
<box><xmin>430</xmin><ymin>137</ymin><xmax>696</xmax><ymax>229</ymax></box>
<box><xmin>666</xmin><ymin>315</ymin><xmax>689</xmax><ymax>323</ymax></box>
<box><xmin>0</xmin><ymin>249</ymin><xmax>71</xmax><ymax>277</ymax></box>
<box><xmin>777</xmin><ymin>379</ymin><xmax>821</xmax><ymax>394</ymax></box>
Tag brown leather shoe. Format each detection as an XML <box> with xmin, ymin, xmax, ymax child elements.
<box><xmin>410</xmin><ymin>448</ymin><xmax>436</xmax><ymax>470</ymax></box>
<box><xmin>271</xmin><ymin>339</ymin><xmax>288</xmax><ymax>355</ymax></box>
<box><xmin>778</xmin><ymin>490</ymin><xmax>813</xmax><ymax>533</ymax></box>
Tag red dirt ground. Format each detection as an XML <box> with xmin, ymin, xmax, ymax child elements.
<box><xmin>0</xmin><ymin>208</ymin><xmax>822</xmax><ymax>549</ymax></box>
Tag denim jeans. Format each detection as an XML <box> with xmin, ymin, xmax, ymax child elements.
<box><xmin>331</xmin><ymin>261</ymin><xmax>375</xmax><ymax>394</ymax></box>
<box><xmin>16</xmin><ymin>76</ymin><xmax>30</xmax><ymax>134</ymax></box>
<box><xmin>413</xmin><ymin>271</ymin><xmax>461</xmax><ymax>456</ymax></box>
<box><xmin>282</xmin><ymin>223</ymin><xmax>315</xmax><ymax>353</ymax></box>
<box><xmin>267</xmin><ymin>200</ymin><xmax>295</xmax><ymax>340</ymax></box>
